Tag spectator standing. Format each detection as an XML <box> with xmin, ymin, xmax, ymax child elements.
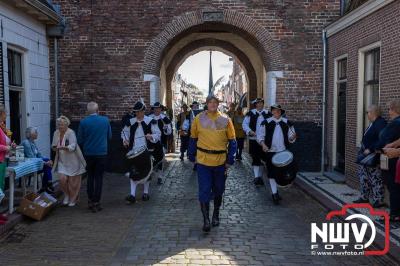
<box><xmin>52</xmin><ymin>116</ymin><xmax>86</xmax><ymax>207</ymax></box>
<box><xmin>78</xmin><ymin>102</ymin><xmax>112</xmax><ymax>212</ymax></box>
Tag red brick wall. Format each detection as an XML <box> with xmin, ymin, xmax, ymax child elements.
<box><xmin>48</xmin><ymin>0</ymin><xmax>342</xmax><ymax>171</ymax></box>
<box><xmin>326</xmin><ymin>1</ymin><xmax>400</xmax><ymax>187</ymax></box>
<box><xmin>50</xmin><ymin>0</ymin><xmax>340</xmax><ymax>122</ymax></box>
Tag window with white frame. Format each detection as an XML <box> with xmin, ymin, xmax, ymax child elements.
<box><xmin>356</xmin><ymin>42</ymin><xmax>381</xmax><ymax>145</ymax></box>
<box><xmin>7</xmin><ymin>48</ymin><xmax>25</xmax><ymax>144</ymax></box>
<box><xmin>363</xmin><ymin>47</ymin><xmax>380</xmax><ymax>129</ymax></box>
<box><xmin>7</xmin><ymin>49</ymin><xmax>23</xmax><ymax>87</ymax></box>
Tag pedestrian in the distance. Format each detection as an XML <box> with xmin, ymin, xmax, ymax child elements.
<box><xmin>78</xmin><ymin>102</ymin><xmax>112</xmax><ymax>212</ymax></box>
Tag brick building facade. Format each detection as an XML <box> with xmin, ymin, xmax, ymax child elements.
<box><xmin>49</xmin><ymin>0</ymin><xmax>341</xmax><ymax>172</ymax></box>
<box><xmin>325</xmin><ymin>0</ymin><xmax>399</xmax><ymax>187</ymax></box>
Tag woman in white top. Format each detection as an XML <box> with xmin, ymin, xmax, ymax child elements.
<box><xmin>52</xmin><ymin>116</ymin><xmax>86</xmax><ymax>207</ymax></box>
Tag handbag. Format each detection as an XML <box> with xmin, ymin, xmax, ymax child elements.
<box><xmin>356</xmin><ymin>144</ymin><xmax>379</xmax><ymax>167</ymax></box>
<box><xmin>380</xmin><ymin>154</ymin><xmax>389</xmax><ymax>170</ymax></box>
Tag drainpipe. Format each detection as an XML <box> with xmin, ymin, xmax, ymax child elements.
<box><xmin>54</xmin><ymin>38</ymin><xmax>59</xmax><ymax>118</ymax></box>
<box><xmin>321</xmin><ymin>29</ymin><xmax>327</xmax><ymax>175</ymax></box>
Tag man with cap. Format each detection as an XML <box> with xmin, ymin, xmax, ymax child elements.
<box><xmin>177</xmin><ymin>104</ymin><xmax>191</xmax><ymax>161</ymax></box>
<box><xmin>189</xmin><ymin>101</ymin><xmax>202</xmax><ymax>171</ymax></box>
<box><xmin>257</xmin><ymin>104</ymin><xmax>297</xmax><ymax>204</ymax></box>
<box><xmin>242</xmin><ymin>98</ymin><xmax>271</xmax><ymax>186</ymax></box>
<box><xmin>150</xmin><ymin>102</ymin><xmax>172</xmax><ymax>184</ymax></box>
<box><xmin>190</xmin><ymin>101</ymin><xmax>202</xmax><ymax>120</ymax></box>
<box><xmin>188</xmin><ymin>95</ymin><xmax>237</xmax><ymax>232</ymax></box>
<box><xmin>121</xmin><ymin>100</ymin><xmax>162</xmax><ymax>203</ymax></box>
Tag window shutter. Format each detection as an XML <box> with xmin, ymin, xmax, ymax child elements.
<box><xmin>0</xmin><ymin>42</ymin><xmax>3</xmax><ymax>104</ymax></box>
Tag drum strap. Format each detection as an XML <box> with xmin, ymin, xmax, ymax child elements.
<box><xmin>197</xmin><ymin>146</ymin><xmax>226</xmax><ymax>154</ymax></box>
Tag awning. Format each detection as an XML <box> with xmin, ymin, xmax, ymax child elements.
<box><xmin>4</xmin><ymin>0</ymin><xmax>62</xmax><ymax>25</ymax></box>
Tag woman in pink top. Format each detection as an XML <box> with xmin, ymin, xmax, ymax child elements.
<box><xmin>0</xmin><ymin>105</ymin><xmax>15</xmax><ymax>223</ymax></box>
<box><xmin>0</xmin><ymin>105</ymin><xmax>13</xmax><ymax>191</ymax></box>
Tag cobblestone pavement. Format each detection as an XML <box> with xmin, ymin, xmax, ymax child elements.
<box><xmin>0</xmin><ymin>154</ymin><xmax>395</xmax><ymax>265</ymax></box>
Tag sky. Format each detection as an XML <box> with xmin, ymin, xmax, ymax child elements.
<box><xmin>177</xmin><ymin>51</ymin><xmax>233</xmax><ymax>94</ymax></box>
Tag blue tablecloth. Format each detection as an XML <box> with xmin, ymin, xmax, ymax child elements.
<box><xmin>7</xmin><ymin>158</ymin><xmax>44</xmax><ymax>180</ymax></box>
<box><xmin>0</xmin><ymin>188</ymin><xmax>4</xmax><ymax>203</ymax></box>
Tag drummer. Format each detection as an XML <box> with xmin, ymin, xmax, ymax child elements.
<box><xmin>121</xmin><ymin>100</ymin><xmax>162</xmax><ymax>204</ymax></box>
<box><xmin>242</xmin><ymin>98</ymin><xmax>271</xmax><ymax>186</ymax></box>
<box><xmin>257</xmin><ymin>104</ymin><xmax>296</xmax><ymax>205</ymax></box>
<box><xmin>150</xmin><ymin>102</ymin><xmax>172</xmax><ymax>184</ymax></box>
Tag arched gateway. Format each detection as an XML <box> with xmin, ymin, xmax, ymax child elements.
<box><xmin>53</xmin><ymin>1</ymin><xmax>339</xmax><ymax>173</ymax></box>
<box><xmin>141</xmin><ymin>9</ymin><xmax>284</xmax><ymax>109</ymax></box>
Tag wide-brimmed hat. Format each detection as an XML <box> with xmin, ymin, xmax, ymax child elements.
<box><xmin>206</xmin><ymin>95</ymin><xmax>220</xmax><ymax>104</ymax></box>
<box><xmin>190</xmin><ymin>101</ymin><xmax>200</xmax><ymax>107</ymax></box>
<box><xmin>270</xmin><ymin>104</ymin><xmax>285</xmax><ymax>115</ymax></box>
<box><xmin>133</xmin><ymin>101</ymin><xmax>146</xmax><ymax>112</ymax></box>
<box><xmin>151</xmin><ymin>102</ymin><xmax>164</xmax><ymax>110</ymax></box>
<box><xmin>251</xmin><ymin>98</ymin><xmax>264</xmax><ymax>105</ymax></box>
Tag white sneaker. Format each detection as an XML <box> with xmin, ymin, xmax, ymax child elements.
<box><xmin>68</xmin><ymin>202</ymin><xmax>76</xmax><ymax>207</ymax></box>
<box><xmin>62</xmin><ymin>195</ymin><xmax>69</xmax><ymax>205</ymax></box>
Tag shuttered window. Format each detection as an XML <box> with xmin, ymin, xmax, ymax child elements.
<box><xmin>0</xmin><ymin>43</ymin><xmax>4</xmax><ymax>103</ymax></box>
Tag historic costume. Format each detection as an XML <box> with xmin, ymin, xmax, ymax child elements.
<box><xmin>177</xmin><ymin>105</ymin><xmax>191</xmax><ymax>161</ymax></box>
<box><xmin>150</xmin><ymin>102</ymin><xmax>171</xmax><ymax>184</ymax></box>
<box><xmin>190</xmin><ymin>101</ymin><xmax>202</xmax><ymax>171</ymax></box>
<box><xmin>188</xmin><ymin>95</ymin><xmax>237</xmax><ymax>232</ymax></box>
<box><xmin>121</xmin><ymin>101</ymin><xmax>162</xmax><ymax>203</ymax></box>
<box><xmin>190</xmin><ymin>101</ymin><xmax>202</xmax><ymax>121</ymax></box>
<box><xmin>150</xmin><ymin>102</ymin><xmax>172</xmax><ymax>150</ymax></box>
<box><xmin>232</xmin><ymin>108</ymin><xmax>245</xmax><ymax>161</ymax></box>
<box><xmin>257</xmin><ymin>104</ymin><xmax>296</xmax><ymax>204</ymax></box>
<box><xmin>242</xmin><ymin>98</ymin><xmax>271</xmax><ymax>185</ymax></box>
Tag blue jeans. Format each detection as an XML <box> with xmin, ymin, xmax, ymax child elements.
<box><xmin>180</xmin><ymin>135</ymin><xmax>190</xmax><ymax>157</ymax></box>
<box><xmin>197</xmin><ymin>164</ymin><xmax>226</xmax><ymax>203</ymax></box>
<box><xmin>42</xmin><ymin>158</ymin><xmax>53</xmax><ymax>187</ymax></box>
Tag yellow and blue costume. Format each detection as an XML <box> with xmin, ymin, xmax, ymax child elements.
<box><xmin>188</xmin><ymin>110</ymin><xmax>236</xmax><ymax>231</ymax></box>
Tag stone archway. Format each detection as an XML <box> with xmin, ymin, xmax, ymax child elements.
<box><xmin>142</xmin><ymin>9</ymin><xmax>284</xmax><ymax>105</ymax></box>
<box><xmin>164</xmin><ymin>38</ymin><xmax>257</xmax><ymax>109</ymax></box>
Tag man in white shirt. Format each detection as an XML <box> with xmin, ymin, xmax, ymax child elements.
<box><xmin>150</xmin><ymin>102</ymin><xmax>172</xmax><ymax>184</ymax></box>
<box><xmin>257</xmin><ymin>104</ymin><xmax>296</xmax><ymax>204</ymax></box>
<box><xmin>242</xmin><ymin>98</ymin><xmax>271</xmax><ymax>186</ymax></box>
<box><xmin>121</xmin><ymin>100</ymin><xmax>162</xmax><ymax>203</ymax></box>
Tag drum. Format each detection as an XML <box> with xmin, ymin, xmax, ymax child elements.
<box><xmin>271</xmin><ymin>150</ymin><xmax>297</xmax><ymax>187</ymax></box>
<box><xmin>126</xmin><ymin>146</ymin><xmax>153</xmax><ymax>183</ymax></box>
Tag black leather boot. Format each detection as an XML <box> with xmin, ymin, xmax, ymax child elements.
<box><xmin>272</xmin><ymin>193</ymin><xmax>280</xmax><ymax>205</ymax></box>
<box><xmin>200</xmin><ymin>203</ymin><xmax>211</xmax><ymax>232</ymax></box>
<box><xmin>212</xmin><ymin>196</ymin><xmax>222</xmax><ymax>227</ymax></box>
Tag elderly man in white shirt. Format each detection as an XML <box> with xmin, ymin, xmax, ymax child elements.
<box><xmin>121</xmin><ymin>100</ymin><xmax>161</xmax><ymax>203</ymax></box>
<box><xmin>257</xmin><ymin>104</ymin><xmax>296</xmax><ymax>205</ymax></box>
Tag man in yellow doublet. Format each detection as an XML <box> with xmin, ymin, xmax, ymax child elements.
<box><xmin>188</xmin><ymin>95</ymin><xmax>237</xmax><ymax>232</ymax></box>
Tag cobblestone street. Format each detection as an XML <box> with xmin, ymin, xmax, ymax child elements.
<box><xmin>0</xmin><ymin>154</ymin><xmax>393</xmax><ymax>265</ymax></box>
